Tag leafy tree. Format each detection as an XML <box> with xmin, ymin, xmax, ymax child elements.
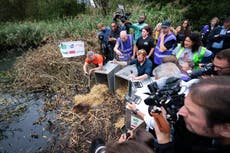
<box><xmin>183</xmin><ymin>0</ymin><xmax>230</xmax><ymax>30</ymax></box>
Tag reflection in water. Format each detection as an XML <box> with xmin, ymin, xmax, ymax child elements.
<box><xmin>0</xmin><ymin>93</ymin><xmax>55</xmax><ymax>153</ymax></box>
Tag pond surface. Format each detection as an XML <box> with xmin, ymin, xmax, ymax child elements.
<box><xmin>0</xmin><ymin>93</ymin><xmax>55</xmax><ymax>153</ymax></box>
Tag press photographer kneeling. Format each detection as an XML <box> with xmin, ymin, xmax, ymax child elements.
<box><xmin>189</xmin><ymin>48</ymin><xmax>230</xmax><ymax>78</ymax></box>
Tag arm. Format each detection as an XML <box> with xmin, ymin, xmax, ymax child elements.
<box><xmin>113</xmin><ymin>59</ymin><xmax>128</xmax><ymax>66</ymax></box>
<box><xmin>170</xmin><ymin>26</ymin><xmax>179</xmax><ymax>36</ymax></box>
<box><xmin>208</xmin><ymin>27</ymin><xmax>222</xmax><ymax>42</ymax></box>
<box><xmin>131</xmin><ymin>48</ymin><xmax>136</xmax><ymax>60</ymax></box>
<box><xmin>133</xmin><ymin>45</ymin><xmax>138</xmax><ymax>56</ymax></box>
<box><xmin>128</xmin><ymin>102</ymin><xmax>146</xmax><ymax>119</ymax></box>
<box><xmin>147</xmin><ymin>48</ymin><xmax>154</xmax><ymax>58</ymax></box>
<box><xmin>109</xmin><ymin>37</ymin><xmax>117</xmax><ymax>42</ymax></box>
<box><xmin>83</xmin><ymin>62</ymin><xmax>89</xmax><ymax>75</ymax></box>
<box><xmin>114</xmin><ymin>42</ymin><xmax>122</xmax><ymax>56</ymax></box>
<box><xmin>89</xmin><ymin>63</ymin><xmax>103</xmax><ymax>74</ymax></box>
<box><xmin>201</xmin><ymin>48</ymin><xmax>213</xmax><ymax>63</ymax></box>
<box><xmin>127</xmin><ymin>23</ymin><xmax>138</xmax><ymax>30</ymax></box>
<box><xmin>160</xmin><ymin>34</ymin><xmax>168</xmax><ymax>52</ymax></box>
<box><xmin>219</xmin><ymin>30</ymin><xmax>230</xmax><ymax>40</ymax></box>
<box><xmin>132</xmin><ymin>74</ymin><xmax>149</xmax><ymax>80</ymax></box>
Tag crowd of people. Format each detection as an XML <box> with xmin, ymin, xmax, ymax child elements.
<box><xmin>84</xmin><ymin>15</ymin><xmax>230</xmax><ymax>153</ymax></box>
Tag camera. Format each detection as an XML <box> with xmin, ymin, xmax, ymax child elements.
<box><xmin>144</xmin><ymin>77</ymin><xmax>185</xmax><ymax>124</ymax></box>
<box><xmin>89</xmin><ymin>138</ymin><xmax>106</xmax><ymax>153</ymax></box>
<box><xmin>114</xmin><ymin>4</ymin><xmax>131</xmax><ymax>23</ymax></box>
<box><xmin>98</xmin><ymin>34</ymin><xmax>104</xmax><ymax>41</ymax></box>
<box><xmin>188</xmin><ymin>63</ymin><xmax>214</xmax><ymax>79</ymax></box>
<box><xmin>114</xmin><ymin>12</ymin><xmax>131</xmax><ymax>23</ymax></box>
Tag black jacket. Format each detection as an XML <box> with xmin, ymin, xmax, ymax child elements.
<box><xmin>207</xmin><ymin>26</ymin><xmax>230</xmax><ymax>51</ymax></box>
<box><xmin>155</xmin><ymin>117</ymin><xmax>230</xmax><ymax>153</ymax></box>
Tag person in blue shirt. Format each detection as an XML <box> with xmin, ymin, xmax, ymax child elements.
<box><xmin>114</xmin><ymin>49</ymin><xmax>152</xmax><ymax>81</ymax></box>
<box><xmin>128</xmin><ymin>49</ymin><xmax>153</xmax><ymax>80</ymax></box>
<box><xmin>98</xmin><ymin>23</ymin><xmax>112</xmax><ymax>62</ymax></box>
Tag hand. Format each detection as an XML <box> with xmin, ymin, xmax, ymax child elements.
<box><xmin>113</xmin><ymin>59</ymin><xmax>118</xmax><ymax>64</ymax></box>
<box><xmin>116</xmin><ymin>50</ymin><xmax>122</xmax><ymax>56</ymax></box>
<box><xmin>131</xmin><ymin>55</ymin><xmax>135</xmax><ymax>60</ymax></box>
<box><xmin>160</xmin><ymin>33</ymin><xmax>166</xmax><ymax>39</ymax></box>
<box><xmin>89</xmin><ymin>69</ymin><xmax>94</xmax><ymax>75</ymax></box>
<box><xmin>84</xmin><ymin>72</ymin><xmax>89</xmax><ymax>76</ymax></box>
<box><xmin>127</xmin><ymin>130</ymin><xmax>134</xmax><ymax>139</ymax></box>
<box><xmin>118</xmin><ymin>133</ymin><xmax>127</xmax><ymax>143</ymax></box>
<box><xmin>152</xmin><ymin>107</ymin><xmax>171</xmax><ymax>144</ymax></box>
<box><xmin>128</xmin><ymin>102</ymin><xmax>136</xmax><ymax>112</ymax></box>
<box><xmin>201</xmin><ymin>74</ymin><xmax>214</xmax><ymax>79</ymax></box>
<box><xmin>128</xmin><ymin>74</ymin><xmax>136</xmax><ymax>80</ymax></box>
<box><xmin>154</xmin><ymin>118</ymin><xmax>171</xmax><ymax>144</ymax></box>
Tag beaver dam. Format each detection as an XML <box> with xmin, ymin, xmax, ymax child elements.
<box><xmin>0</xmin><ymin>37</ymin><xmax>129</xmax><ymax>153</ymax></box>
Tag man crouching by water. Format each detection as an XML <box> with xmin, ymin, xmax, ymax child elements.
<box><xmin>83</xmin><ymin>51</ymin><xmax>104</xmax><ymax>75</ymax></box>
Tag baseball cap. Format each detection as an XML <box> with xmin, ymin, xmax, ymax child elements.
<box><xmin>161</xmin><ymin>20</ymin><xmax>171</xmax><ymax>28</ymax></box>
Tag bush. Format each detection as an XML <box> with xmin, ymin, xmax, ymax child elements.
<box><xmin>0</xmin><ymin>22</ymin><xmax>45</xmax><ymax>50</ymax></box>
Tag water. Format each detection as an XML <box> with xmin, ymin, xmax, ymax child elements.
<box><xmin>0</xmin><ymin>49</ymin><xmax>24</xmax><ymax>71</ymax></box>
<box><xmin>0</xmin><ymin>93</ymin><xmax>55</xmax><ymax>153</ymax></box>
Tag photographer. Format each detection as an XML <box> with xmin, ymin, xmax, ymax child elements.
<box><xmin>98</xmin><ymin>23</ymin><xmax>112</xmax><ymax>62</ymax></box>
<box><xmin>213</xmin><ymin>48</ymin><xmax>230</xmax><ymax>75</ymax></box>
<box><xmin>154</xmin><ymin>76</ymin><xmax>230</xmax><ymax>153</ymax></box>
<box><xmin>112</xmin><ymin>12</ymin><xmax>130</xmax><ymax>33</ymax></box>
<box><xmin>189</xmin><ymin>48</ymin><xmax>230</xmax><ymax>78</ymax></box>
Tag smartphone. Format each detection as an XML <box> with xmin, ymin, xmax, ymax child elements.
<box><xmin>120</xmin><ymin>125</ymin><xmax>130</xmax><ymax>138</ymax></box>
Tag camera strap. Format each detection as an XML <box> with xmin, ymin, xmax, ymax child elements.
<box><xmin>95</xmin><ymin>146</ymin><xmax>106</xmax><ymax>153</ymax></box>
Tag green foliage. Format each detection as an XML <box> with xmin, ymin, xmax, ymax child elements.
<box><xmin>0</xmin><ymin>14</ymin><xmax>107</xmax><ymax>50</ymax></box>
<box><xmin>0</xmin><ymin>22</ymin><xmax>45</xmax><ymax>50</ymax></box>
<box><xmin>124</xmin><ymin>3</ymin><xmax>183</xmax><ymax>29</ymax></box>
<box><xmin>0</xmin><ymin>1</ymin><xmax>184</xmax><ymax>50</ymax></box>
<box><xmin>183</xmin><ymin>0</ymin><xmax>230</xmax><ymax>30</ymax></box>
<box><xmin>0</xmin><ymin>0</ymin><xmax>86</xmax><ymax>21</ymax></box>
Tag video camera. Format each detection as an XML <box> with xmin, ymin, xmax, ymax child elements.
<box><xmin>188</xmin><ymin>63</ymin><xmax>214</xmax><ymax>79</ymax></box>
<box><xmin>144</xmin><ymin>77</ymin><xmax>185</xmax><ymax>124</ymax></box>
<box><xmin>114</xmin><ymin>4</ymin><xmax>131</xmax><ymax>23</ymax></box>
<box><xmin>98</xmin><ymin>34</ymin><xmax>104</xmax><ymax>41</ymax></box>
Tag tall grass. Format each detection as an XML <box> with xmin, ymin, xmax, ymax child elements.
<box><xmin>0</xmin><ymin>14</ymin><xmax>110</xmax><ymax>50</ymax></box>
<box><xmin>0</xmin><ymin>3</ymin><xmax>182</xmax><ymax>51</ymax></box>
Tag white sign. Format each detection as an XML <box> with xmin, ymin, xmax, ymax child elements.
<box><xmin>130</xmin><ymin>115</ymin><xmax>143</xmax><ymax>129</ymax></box>
<box><xmin>118</xmin><ymin>4</ymin><xmax>124</xmax><ymax>10</ymax></box>
<box><xmin>59</xmin><ymin>41</ymin><xmax>85</xmax><ymax>58</ymax></box>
